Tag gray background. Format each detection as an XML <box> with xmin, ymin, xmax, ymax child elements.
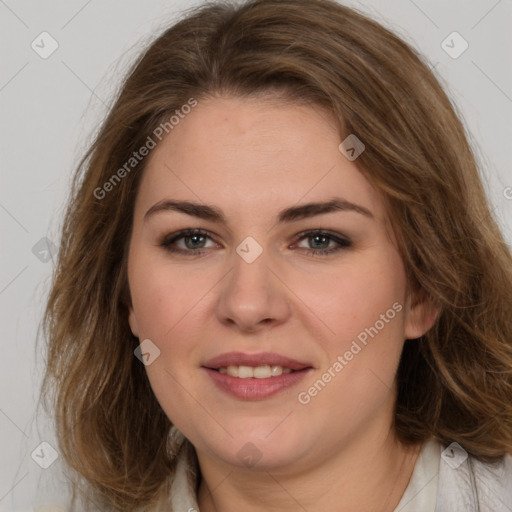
<box><xmin>1</xmin><ymin>0</ymin><xmax>511</xmax><ymax>510</ymax></box>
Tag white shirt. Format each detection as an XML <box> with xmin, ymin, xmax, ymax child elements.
<box><xmin>393</xmin><ymin>438</ymin><xmax>440</xmax><ymax>511</ymax></box>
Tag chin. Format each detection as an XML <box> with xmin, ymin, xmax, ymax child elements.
<box><xmin>216</xmin><ymin>428</ymin><xmax>308</xmax><ymax>470</ymax></box>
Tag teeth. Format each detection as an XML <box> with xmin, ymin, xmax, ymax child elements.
<box><xmin>218</xmin><ymin>365</ymin><xmax>294</xmax><ymax>378</ymax></box>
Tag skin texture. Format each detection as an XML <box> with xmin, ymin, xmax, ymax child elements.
<box><xmin>127</xmin><ymin>96</ymin><xmax>436</xmax><ymax>511</ymax></box>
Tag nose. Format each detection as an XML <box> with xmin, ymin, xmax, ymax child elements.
<box><xmin>215</xmin><ymin>247</ymin><xmax>291</xmax><ymax>333</ymax></box>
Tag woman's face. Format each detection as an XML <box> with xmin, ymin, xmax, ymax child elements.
<box><xmin>127</xmin><ymin>95</ymin><xmax>429</xmax><ymax>472</ymax></box>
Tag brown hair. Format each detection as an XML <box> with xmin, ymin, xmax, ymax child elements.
<box><xmin>40</xmin><ymin>0</ymin><xmax>512</xmax><ymax>509</ymax></box>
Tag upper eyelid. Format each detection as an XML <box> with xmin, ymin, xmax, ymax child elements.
<box><xmin>293</xmin><ymin>228</ymin><xmax>350</xmax><ymax>240</ymax></box>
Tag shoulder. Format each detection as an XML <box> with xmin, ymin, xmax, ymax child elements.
<box><xmin>436</xmin><ymin>441</ymin><xmax>512</xmax><ymax>512</ymax></box>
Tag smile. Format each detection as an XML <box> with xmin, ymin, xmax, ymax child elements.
<box><xmin>203</xmin><ymin>366</ymin><xmax>312</xmax><ymax>400</ymax></box>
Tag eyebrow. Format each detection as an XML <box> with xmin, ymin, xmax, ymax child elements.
<box><xmin>144</xmin><ymin>197</ymin><xmax>374</xmax><ymax>224</ymax></box>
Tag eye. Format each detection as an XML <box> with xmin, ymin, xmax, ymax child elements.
<box><xmin>160</xmin><ymin>229</ymin><xmax>217</xmax><ymax>255</ymax></box>
<box><xmin>293</xmin><ymin>230</ymin><xmax>352</xmax><ymax>256</ymax></box>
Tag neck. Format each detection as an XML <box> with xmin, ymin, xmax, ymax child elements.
<box><xmin>196</xmin><ymin>431</ymin><xmax>422</xmax><ymax>512</ymax></box>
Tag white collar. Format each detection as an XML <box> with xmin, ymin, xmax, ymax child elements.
<box><xmin>393</xmin><ymin>438</ymin><xmax>440</xmax><ymax>511</ymax></box>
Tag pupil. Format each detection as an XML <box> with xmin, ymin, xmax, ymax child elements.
<box><xmin>311</xmin><ymin>235</ymin><xmax>329</xmax><ymax>249</ymax></box>
<box><xmin>186</xmin><ymin>235</ymin><xmax>205</xmax><ymax>249</ymax></box>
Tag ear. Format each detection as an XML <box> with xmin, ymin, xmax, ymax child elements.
<box><xmin>128</xmin><ymin>306</ymin><xmax>140</xmax><ymax>338</ymax></box>
<box><xmin>403</xmin><ymin>288</ymin><xmax>439</xmax><ymax>340</ymax></box>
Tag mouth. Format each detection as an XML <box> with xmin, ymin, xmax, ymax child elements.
<box><xmin>202</xmin><ymin>366</ymin><xmax>313</xmax><ymax>400</ymax></box>
<box><xmin>201</xmin><ymin>353</ymin><xmax>314</xmax><ymax>400</ymax></box>
<box><xmin>202</xmin><ymin>351</ymin><xmax>313</xmax><ymax>373</ymax></box>
<box><xmin>210</xmin><ymin>364</ymin><xmax>305</xmax><ymax>378</ymax></box>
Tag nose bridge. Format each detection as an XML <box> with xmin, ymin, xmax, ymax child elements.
<box><xmin>215</xmin><ymin>236</ymin><xmax>290</xmax><ymax>331</ymax></box>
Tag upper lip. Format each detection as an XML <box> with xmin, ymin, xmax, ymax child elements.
<box><xmin>202</xmin><ymin>352</ymin><xmax>313</xmax><ymax>371</ymax></box>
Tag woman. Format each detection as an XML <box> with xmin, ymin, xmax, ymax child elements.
<box><xmin>41</xmin><ymin>0</ymin><xmax>512</xmax><ymax>510</ymax></box>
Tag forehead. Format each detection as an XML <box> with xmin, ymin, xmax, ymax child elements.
<box><xmin>135</xmin><ymin>96</ymin><xmax>385</xmax><ymax>224</ymax></box>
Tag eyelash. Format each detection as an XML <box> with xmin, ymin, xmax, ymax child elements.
<box><xmin>159</xmin><ymin>229</ymin><xmax>352</xmax><ymax>257</ymax></box>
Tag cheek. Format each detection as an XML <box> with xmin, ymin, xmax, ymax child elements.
<box><xmin>295</xmin><ymin>249</ymin><xmax>407</xmax><ymax>348</ymax></box>
<box><xmin>128</xmin><ymin>252</ymin><xmax>208</xmax><ymax>421</ymax></box>
<box><xmin>128</xmin><ymin>249</ymin><xmax>208</xmax><ymax>340</ymax></box>
<box><xmin>128</xmin><ymin>249</ymin><xmax>222</xmax><ymax>405</ymax></box>
<box><xmin>294</xmin><ymin>250</ymin><xmax>407</xmax><ymax>416</ymax></box>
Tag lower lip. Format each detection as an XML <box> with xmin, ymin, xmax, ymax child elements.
<box><xmin>203</xmin><ymin>367</ymin><xmax>312</xmax><ymax>400</ymax></box>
